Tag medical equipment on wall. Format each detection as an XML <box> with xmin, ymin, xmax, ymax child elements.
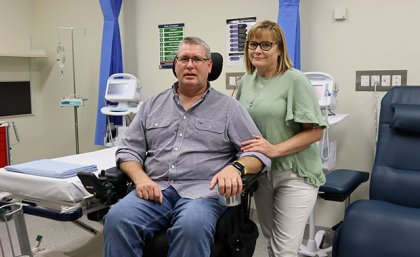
<box><xmin>300</xmin><ymin>72</ymin><xmax>348</xmax><ymax>257</ymax></box>
<box><xmin>306</xmin><ymin>72</ymin><xmax>339</xmax><ymax>110</ymax></box>
<box><xmin>101</xmin><ymin>73</ymin><xmax>142</xmax><ymax>147</ymax></box>
<box><xmin>305</xmin><ymin>72</ymin><xmax>345</xmax><ymax>171</ymax></box>
<box><xmin>104</xmin><ymin>73</ymin><xmax>141</xmax><ymax>111</ymax></box>
<box><xmin>56</xmin><ymin>27</ymin><xmax>87</xmax><ymax>154</ymax></box>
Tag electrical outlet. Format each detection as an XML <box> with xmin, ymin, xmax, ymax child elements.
<box><xmin>361</xmin><ymin>75</ymin><xmax>370</xmax><ymax>87</ymax></box>
<box><xmin>225</xmin><ymin>72</ymin><xmax>245</xmax><ymax>90</ymax></box>
<box><xmin>356</xmin><ymin>70</ymin><xmax>407</xmax><ymax>91</ymax></box>
<box><xmin>381</xmin><ymin>75</ymin><xmax>391</xmax><ymax>87</ymax></box>
<box><xmin>371</xmin><ymin>75</ymin><xmax>380</xmax><ymax>87</ymax></box>
<box><xmin>392</xmin><ymin>75</ymin><xmax>402</xmax><ymax>86</ymax></box>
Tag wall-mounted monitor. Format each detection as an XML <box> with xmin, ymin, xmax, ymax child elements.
<box><xmin>0</xmin><ymin>81</ymin><xmax>32</xmax><ymax>117</ymax></box>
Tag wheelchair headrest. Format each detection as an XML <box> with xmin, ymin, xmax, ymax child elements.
<box><xmin>390</xmin><ymin>104</ymin><xmax>420</xmax><ymax>134</ymax></box>
<box><xmin>172</xmin><ymin>52</ymin><xmax>223</xmax><ymax>81</ymax></box>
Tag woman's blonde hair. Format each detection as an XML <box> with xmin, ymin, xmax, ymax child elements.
<box><xmin>244</xmin><ymin>20</ymin><xmax>293</xmax><ymax>75</ymax></box>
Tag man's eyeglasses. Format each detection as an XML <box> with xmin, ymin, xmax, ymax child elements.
<box><xmin>176</xmin><ymin>56</ymin><xmax>210</xmax><ymax>65</ymax></box>
<box><xmin>247</xmin><ymin>41</ymin><xmax>277</xmax><ymax>51</ymax></box>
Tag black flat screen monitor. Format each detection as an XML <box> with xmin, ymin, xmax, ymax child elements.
<box><xmin>0</xmin><ymin>81</ymin><xmax>32</xmax><ymax>117</ymax></box>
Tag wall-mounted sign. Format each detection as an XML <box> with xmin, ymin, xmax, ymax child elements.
<box><xmin>159</xmin><ymin>23</ymin><xmax>185</xmax><ymax>69</ymax></box>
<box><xmin>226</xmin><ymin>17</ymin><xmax>256</xmax><ymax>67</ymax></box>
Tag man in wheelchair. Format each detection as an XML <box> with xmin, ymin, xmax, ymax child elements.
<box><xmin>102</xmin><ymin>37</ymin><xmax>270</xmax><ymax>257</ymax></box>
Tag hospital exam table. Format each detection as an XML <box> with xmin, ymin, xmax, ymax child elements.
<box><xmin>0</xmin><ymin>147</ymin><xmax>117</xmax><ymax>256</ymax></box>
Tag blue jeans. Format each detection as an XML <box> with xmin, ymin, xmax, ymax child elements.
<box><xmin>103</xmin><ymin>186</ymin><xmax>226</xmax><ymax>257</ymax></box>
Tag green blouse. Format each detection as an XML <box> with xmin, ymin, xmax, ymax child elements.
<box><xmin>236</xmin><ymin>69</ymin><xmax>328</xmax><ymax>187</ymax></box>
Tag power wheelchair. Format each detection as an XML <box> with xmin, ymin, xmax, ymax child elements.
<box><xmin>78</xmin><ymin>52</ymin><xmax>262</xmax><ymax>257</ymax></box>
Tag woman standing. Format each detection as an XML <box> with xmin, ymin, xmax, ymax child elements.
<box><xmin>236</xmin><ymin>20</ymin><xmax>328</xmax><ymax>257</ymax></box>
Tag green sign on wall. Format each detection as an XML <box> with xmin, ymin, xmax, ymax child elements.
<box><xmin>158</xmin><ymin>23</ymin><xmax>184</xmax><ymax>69</ymax></box>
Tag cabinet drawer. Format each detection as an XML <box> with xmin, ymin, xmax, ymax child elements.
<box><xmin>0</xmin><ymin>149</ymin><xmax>7</xmax><ymax>167</ymax></box>
<box><xmin>0</xmin><ymin>127</ymin><xmax>6</xmax><ymax>143</ymax></box>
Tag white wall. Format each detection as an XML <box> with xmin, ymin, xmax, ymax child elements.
<box><xmin>0</xmin><ymin>0</ymin><xmax>35</xmax><ymax>50</ymax></box>
<box><xmin>0</xmin><ymin>0</ymin><xmax>47</xmax><ymax>162</ymax></box>
<box><xmin>0</xmin><ymin>0</ymin><xmax>104</xmax><ymax>163</ymax></box>
<box><xmin>33</xmin><ymin>0</ymin><xmax>104</xmax><ymax>159</ymax></box>
<box><xmin>1</xmin><ymin>0</ymin><xmax>420</xmax><ymax>227</ymax></box>
<box><xmin>122</xmin><ymin>0</ymin><xmax>278</xmax><ymax>98</ymax></box>
<box><xmin>300</xmin><ymin>0</ymin><xmax>420</xmax><ymax>226</ymax></box>
<box><xmin>123</xmin><ymin>0</ymin><xmax>420</xmax><ymax>226</ymax></box>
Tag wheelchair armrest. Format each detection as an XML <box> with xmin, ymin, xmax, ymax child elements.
<box><xmin>102</xmin><ymin>166</ymin><xmax>127</xmax><ymax>180</ymax></box>
<box><xmin>78</xmin><ymin>168</ymin><xmax>261</xmax><ymax>222</ymax></box>
<box><xmin>242</xmin><ymin>171</ymin><xmax>263</xmax><ymax>194</ymax></box>
<box><xmin>77</xmin><ymin>167</ymin><xmax>131</xmax><ymax>205</ymax></box>
<box><xmin>78</xmin><ymin>168</ymin><xmax>261</xmax><ymax>203</ymax></box>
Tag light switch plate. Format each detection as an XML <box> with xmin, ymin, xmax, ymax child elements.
<box><xmin>226</xmin><ymin>72</ymin><xmax>245</xmax><ymax>90</ymax></box>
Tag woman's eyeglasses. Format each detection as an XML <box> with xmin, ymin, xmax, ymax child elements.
<box><xmin>247</xmin><ymin>41</ymin><xmax>277</xmax><ymax>51</ymax></box>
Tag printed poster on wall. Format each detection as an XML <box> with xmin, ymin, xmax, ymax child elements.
<box><xmin>226</xmin><ymin>17</ymin><xmax>256</xmax><ymax>67</ymax></box>
<box><xmin>159</xmin><ymin>23</ymin><xmax>185</xmax><ymax>69</ymax></box>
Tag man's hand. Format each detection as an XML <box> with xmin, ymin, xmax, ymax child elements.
<box><xmin>119</xmin><ymin>161</ymin><xmax>163</xmax><ymax>204</ymax></box>
<box><xmin>210</xmin><ymin>165</ymin><xmax>243</xmax><ymax>198</ymax></box>
<box><xmin>135</xmin><ymin>177</ymin><xmax>163</xmax><ymax>204</ymax></box>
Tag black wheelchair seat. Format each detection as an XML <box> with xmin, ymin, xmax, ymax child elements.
<box><xmin>78</xmin><ymin>167</ymin><xmax>262</xmax><ymax>257</ymax></box>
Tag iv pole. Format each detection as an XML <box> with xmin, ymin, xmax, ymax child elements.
<box><xmin>57</xmin><ymin>27</ymin><xmax>87</xmax><ymax>154</ymax></box>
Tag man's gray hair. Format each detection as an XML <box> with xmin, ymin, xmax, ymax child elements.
<box><xmin>177</xmin><ymin>37</ymin><xmax>211</xmax><ymax>59</ymax></box>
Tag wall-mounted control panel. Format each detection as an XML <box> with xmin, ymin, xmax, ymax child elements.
<box><xmin>226</xmin><ymin>72</ymin><xmax>245</xmax><ymax>90</ymax></box>
<box><xmin>356</xmin><ymin>70</ymin><xmax>407</xmax><ymax>91</ymax></box>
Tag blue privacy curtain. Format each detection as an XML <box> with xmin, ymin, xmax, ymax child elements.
<box><xmin>94</xmin><ymin>0</ymin><xmax>124</xmax><ymax>145</ymax></box>
<box><xmin>277</xmin><ymin>0</ymin><xmax>301</xmax><ymax>69</ymax></box>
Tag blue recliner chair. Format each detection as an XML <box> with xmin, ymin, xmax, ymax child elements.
<box><xmin>332</xmin><ymin>86</ymin><xmax>420</xmax><ymax>257</ymax></box>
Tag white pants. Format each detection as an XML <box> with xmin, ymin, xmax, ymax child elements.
<box><xmin>254</xmin><ymin>169</ymin><xmax>318</xmax><ymax>257</ymax></box>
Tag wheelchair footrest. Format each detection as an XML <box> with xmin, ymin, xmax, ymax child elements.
<box><xmin>319</xmin><ymin>169</ymin><xmax>369</xmax><ymax>202</ymax></box>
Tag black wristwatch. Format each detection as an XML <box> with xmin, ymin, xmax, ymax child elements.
<box><xmin>231</xmin><ymin>161</ymin><xmax>246</xmax><ymax>177</ymax></box>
